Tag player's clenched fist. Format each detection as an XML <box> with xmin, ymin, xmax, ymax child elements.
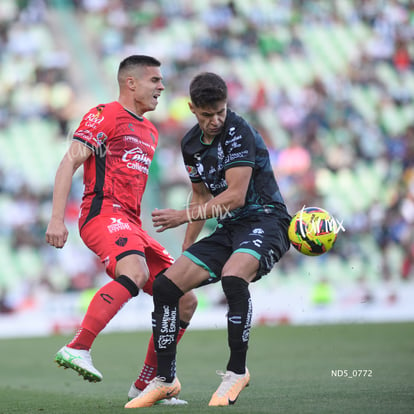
<box><xmin>45</xmin><ymin>219</ymin><xmax>68</xmax><ymax>248</ymax></box>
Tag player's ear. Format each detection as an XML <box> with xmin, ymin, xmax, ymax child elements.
<box><xmin>188</xmin><ymin>102</ymin><xmax>195</xmax><ymax>114</ymax></box>
<box><xmin>127</xmin><ymin>77</ymin><xmax>136</xmax><ymax>91</ymax></box>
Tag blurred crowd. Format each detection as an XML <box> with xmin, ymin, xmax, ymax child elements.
<box><xmin>0</xmin><ymin>0</ymin><xmax>413</xmax><ymax>313</ymax></box>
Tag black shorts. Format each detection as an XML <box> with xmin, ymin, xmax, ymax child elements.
<box><xmin>183</xmin><ymin>211</ymin><xmax>291</xmax><ymax>285</ymax></box>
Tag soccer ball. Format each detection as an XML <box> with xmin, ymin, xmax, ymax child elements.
<box><xmin>288</xmin><ymin>206</ymin><xmax>338</xmax><ymax>256</ymax></box>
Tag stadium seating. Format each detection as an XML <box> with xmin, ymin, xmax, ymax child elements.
<box><xmin>0</xmin><ymin>0</ymin><xmax>413</xmax><ymax>312</ymax></box>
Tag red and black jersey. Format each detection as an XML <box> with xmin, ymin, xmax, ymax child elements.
<box><xmin>73</xmin><ymin>101</ymin><xmax>158</xmax><ymax>229</ymax></box>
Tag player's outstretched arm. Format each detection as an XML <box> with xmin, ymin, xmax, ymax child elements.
<box><xmin>181</xmin><ymin>181</ymin><xmax>212</xmax><ymax>250</ymax></box>
<box><xmin>45</xmin><ymin>141</ymin><xmax>92</xmax><ymax>249</ymax></box>
<box><xmin>151</xmin><ymin>181</ymin><xmax>211</xmax><ymax>234</ymax></box>
<box><xmin>152</xmin><ymin>166</ymin><xmax>252</xmax><ymax>234</ymax></box>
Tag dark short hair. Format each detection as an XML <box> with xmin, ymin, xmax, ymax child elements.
<box><xmin>189</xmin><ymin>72</ymin><xmax>228</xmax><ymax>108</ymax></box>
<box><xmin>118</xmin><ymin>55</ymin><xmax>161</xmax><ymax>74</ymax></box>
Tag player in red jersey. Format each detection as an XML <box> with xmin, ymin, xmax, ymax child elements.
<box><xmin>45</xmin><ymin>55</ymin><xmax>197</xmax><ymax>405</ymax></box>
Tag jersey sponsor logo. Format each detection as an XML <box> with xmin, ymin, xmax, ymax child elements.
<box><xmin>224</xmin><ymin>134</ymin><xmax>242</xmax><ymax>145</ymax></box>
<box><xmin>107</xmin><ymin>218</ymin><xmax>132</xmax><ymax>233</ymax></box>
<box><xmin>209</xmin><ymin>180</ymin><xmax>227</xmax><ymax>192</ymax></box>
<box><xmin>224</xmin><ymin>149</ymin><xmax>249</xmax><ymax>163</ymax></box>
<box><xmin>124</xmin><ymin>136</ymin><xmax>156</xmax><ymax>152</ymax></box>
<box><xmin>229</xmin><ymin>141</ymin><xmax>241</xmax><ymax>150</ymax></box>
<box><xmin>75</xmin><ymin>129</ymin><xmax>93</xmax><ymax>140</ymax></box>
<box><xmin>252</xmin><ymin>228</ymin><xmax>264</xmax><ymax>235</ymax></box>
<box><xmin>122</xmin><ymin>146</ymin><xmax>152</xmax><ymax>174</ymax></box>
<box><xmin>124</xmin><ymin>135</ymin><xmax>139</xmax><ymax>144</ymax></box>
<box><xmin>85</xmin><ymin>112</ymin><xmax>105</xmax><ymax>128</ymax></box>
<box><xmin>217</xmin><ymin>143</ymin><xmax>224</xmax><ymax>161</ymax></box>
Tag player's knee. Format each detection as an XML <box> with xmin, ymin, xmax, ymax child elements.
<box><xmin>123</xmin><ymin>269</ymin><xmax>149</xmax><ymax>290</ymax></box>
<box><xmin>153</xmin><ymin>274</ymin><xmax>184</xmax><ymax>306</ymax></box>
<box><xmin>179</xmin><ymin>291</ymin><xmax>198</xmax><ymax>322</ymax></box>
<box><xmin>221</xmin><ymin>276</ymin><xmax>249</xmax><ymax>303</ymax></box>
<box><xmin>115</xmin><ymin>275</ymin><xmax>139</xmax><ymax>297</ymax></box>
<box><xmin>115</xmin><ymin>254</ymin><xmax>149</xmax><ymax>289</ymax></box>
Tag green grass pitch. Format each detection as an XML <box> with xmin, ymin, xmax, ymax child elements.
<box><xmin>0</xmin><ymin>322</ymin><xmax>413</xmax><ymax>413</ymax></box>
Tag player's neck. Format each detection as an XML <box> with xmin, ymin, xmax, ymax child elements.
<box><xmin>120</xmin><ymin>103</ymin><xmax>144</xmax><ymax>119</ymax></box>
<box><xmin>200</xmin><ymin>131</ymin><xmax>215</xmax><ymax>145</ymax></box>
<box><xmin>118</xmin><ymin>97</ymin><xmax>144</xmax><ymax>118</ymax></box>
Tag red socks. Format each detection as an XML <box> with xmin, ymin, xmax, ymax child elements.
<box><xmin>68</xmin><ymin>279</ymin><xmax>134</xmax><ymax>350</ymax></box>
<box><xmin>134</xmin><ymin>327</ymin><xmax>186</xmax><ymax>390</ymax></box>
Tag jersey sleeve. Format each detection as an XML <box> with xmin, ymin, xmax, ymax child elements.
<box><xmin>223</xmin><ymin>123</ymin><xmax>256</xmax><ymax>170</ymax></box>
<box><xmin>73</xmin><ymin>104</ymin><xmax>115</xmax><ymax>154</ymax></box>
<box><xmin>182</xmin><ymin>137</ymin><xmax>202</xmax><ymax>183</ymax></box>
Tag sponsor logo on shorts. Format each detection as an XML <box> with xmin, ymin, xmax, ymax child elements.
<box><xmin>162</xmin><ymin>249</ymin><xmax>174</xmax><ymax>264</ymax></box>
<box><xmin>107</xmin><ymin>218</ymin><xmax>131</xmax><ymax>233</ymax></box>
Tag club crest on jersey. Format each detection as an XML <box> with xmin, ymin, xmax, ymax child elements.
<box><xmin>107</xmin><ymin>218</ymin><xmax>131</xmax><ymax>233</ymax></box>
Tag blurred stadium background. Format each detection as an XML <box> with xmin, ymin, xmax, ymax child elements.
<box><xmin>0</xmin><ymin>0</ymin><xmax>413</xmax><ymax>338</ymax></box>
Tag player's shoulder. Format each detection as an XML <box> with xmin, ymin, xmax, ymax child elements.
<box><xmin>222</xmin><ymin>109</ymin><xmax>257</xmax><ymax>145</ymax></box>
<box><xmin>82</xmin><ymin>101</ymin><xmax>120</xmax><ymax>122</ymax></box>
<box><xmin>181</xmin><ymin>124</ymin><xmax>201</xmax><ymax>150</ymax></box>
<box><xmin>226</xmin><ymin>108</ymin><xmax>250</xmax><ymax>130</ymax></box>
